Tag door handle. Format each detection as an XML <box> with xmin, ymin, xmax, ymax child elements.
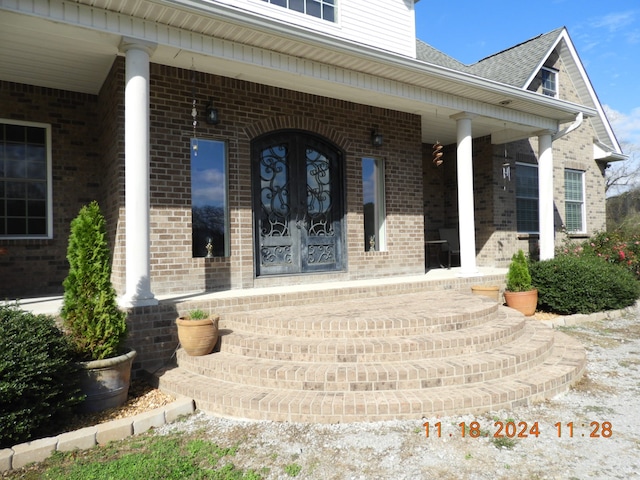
<box><xmin>294</xmin><ymin>207</ymin><xmax>307</xmax><ymax>230</ymax></box>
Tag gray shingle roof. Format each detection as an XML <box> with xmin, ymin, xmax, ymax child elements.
<box><xmin>415</xmin><ymin>40</ymin><xmax>470</xmax><ymax>72</ymax></box>
<box><xmin>416</xmin><ymin>27</ymin><xmax>565</xmax><ymax>87</ymax></box>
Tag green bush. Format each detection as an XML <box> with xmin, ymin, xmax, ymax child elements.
<box><xmin>530</xmin><ymin>255</ymin><xmax>640</xmax><ymax>314</ymax></box>
<box><xmin>61</xmin><ymin>201</ymin><xmax>127</xmax><ymax>361</ymax></box>
<box><xmin>0</xmin><ymin>305</ymin><xmax>84</xmax><ymax>448</ymax></box>
<box><xmin>506</xmin><ymin>249</ymin><xmax>533</xmax><ymax>292</ymax></box>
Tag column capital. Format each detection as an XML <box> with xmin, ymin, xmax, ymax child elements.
<box><xmin>119</xmin><ymin>37</ymin><xmax>157</xmax><ymax>56</ymax></box>
<box><xmin>534</xmin><ymin>129</ymin><xmax>555</xmax><ymax>138</ymax></box>
<box><xmin>450</xmin><ymin>112</ymin><xmax>477</xmax><ymax>121</ymax></box>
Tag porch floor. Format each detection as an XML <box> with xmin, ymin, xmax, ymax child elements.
<box><xmin>14</xmin><ymin>267</ymin><xmax>507</xmax><ymax>316</ymax></box>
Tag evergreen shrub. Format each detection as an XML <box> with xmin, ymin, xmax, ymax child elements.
<box><xmin>0</xmin><ymin>305</ymin><xmax>84</xmax><ymax>448</ymax></box>
<box><xmin>61</xmin><ymin>201</ymin><xmax>127</xmax><ymax>361</ymax></box>
<box><xmin>530</xmin><ymin>255</ymin><xmax>640</xmax><ymax>314</ymax></box>
<box><xmin>505</xmin><ymin>249</ymin><xmax>533</xmax><ymax>292</ymax></box>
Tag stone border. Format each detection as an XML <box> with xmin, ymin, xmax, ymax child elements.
<box><xmin>539</xmin><ymin>303</ymin><xmax>638</xmax><ymax>329</ymax></box>
<box><xmin>0</xmin><ymin>397</ymin><xmax>195</xmax><ymax>473</ymax></box>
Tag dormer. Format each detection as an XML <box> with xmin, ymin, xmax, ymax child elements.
<box><xmin>217</xmin><ymin>0</ymin><xmax>419</xmax><ymax>57</ymax></box>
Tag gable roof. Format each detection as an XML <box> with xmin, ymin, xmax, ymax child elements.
<box><xmin>467</xmin><ymin>27</ymin><xmax>565</xmax><ymax>87</ymax></box>
<box><xmin>416</xmin><ymin>28</ymin><xmax>624</xmax><ymax>158</ymax></box>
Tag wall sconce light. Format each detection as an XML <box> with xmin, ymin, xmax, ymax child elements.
<box><xmin>205</xmin><ymin>98</ymin><xmax>219</xmax><ymax>125</ymax></box>
<box><xmin>371</xmin><ymin>129</ymin><xmax>383</xmax><ymax>147</ymax></box>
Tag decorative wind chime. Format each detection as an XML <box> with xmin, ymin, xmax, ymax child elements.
<box><xmin>432</xmin><ymin>141</ymin><xmax>443</xmax><ymax>166</ymax></box>
<box><xmin>191</xmin><ymin>62</ymin><xmax>199</xmax><ymax>157</ymax></box>
<box><xmin>501</xmin><ymin>124</ymin><xmax>511</xmax><ymax>190</ymax></box>
<box><xmin>502</xmin><ymin>144</ymin><xmax>511</xmax><ymax>190</ymax></box>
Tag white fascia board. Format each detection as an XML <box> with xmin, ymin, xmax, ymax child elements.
<box><xmin>594</xmin><ymin>139</ymin><xmax>627</xmax><ymax>162</ymax></box>
<box><xmin>152</xmin><ymin>0</ymin><xmax>594</xmax><ymax>119</ymax></box>
<box><xmin>1</xmin><ymin>0</ymin><xmax>591</xmax><ymax>127</ymax></box>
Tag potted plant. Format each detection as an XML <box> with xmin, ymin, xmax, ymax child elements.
<box><xmin>176</xmin><ymin>308</ymin><xmax>220</xmax><ymax>356</ymax></box>
<box><xmin>60</xmin><ymin>201</ymin><xmax>136</xmax><ymax>413</ymax></box>
<box><xmin>503</xmin><ymin>249</ymin><xmax>538</xmax><ymax>316</ymax></box>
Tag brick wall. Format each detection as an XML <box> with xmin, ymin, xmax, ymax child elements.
<box><xmin>103</xmin><ymin>62</ymin><xmax>425</xmax><ymax>296</ymax></box>
<box><xmin>3</xmin><ymin>50</ymin><xmax>606</xmax><ymax>297</ymax></box>
<box><xmin>436</xmin><ymin>51</ymin><xmax>608</xmax><ymax>268</ymax></box>
<box><xmin>0</xmin><ymin>81</ymin><xmax>103</xmax><ymax>297</ymax></box>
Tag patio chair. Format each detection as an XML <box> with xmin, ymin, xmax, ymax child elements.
<box><xmin>438</xmin><ymin>228</ymin><xmax>460</xmax><ymax>268</ymax></box>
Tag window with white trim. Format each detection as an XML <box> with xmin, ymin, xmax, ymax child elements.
<box><xmin>362</xmin><ymin>157</ymin><xmax>386</xmax><ymax>252</ymax></box>
<box><xmin>564</xmin><ymin>169</ymin><xmax>586</xmax><ymax>233</ymax></box>
<box><xmin>541</xmin><ymin>67</ymin><xmax>558</xmax><ymax>97</ymax></box>
<box><xmin>0</xmin><ymin>120</ymin><xmax>52</xmax><ymax>238</ymax></box>
<box><xmin>261</xmin><ymin>0</ymin><xmax>336</xmax><ymax>22</ymax></box>
<box><xmin>516</xmin><ymin>162</ymin><xmax>539</xmax><ymax>233</ymax></box>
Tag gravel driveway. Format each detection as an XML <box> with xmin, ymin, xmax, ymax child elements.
<box><xmin>157</xmin><ymin>309</ymin><xmax>640</xmax><ymax>480</ymax></box>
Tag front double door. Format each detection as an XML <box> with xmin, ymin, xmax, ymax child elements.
<box><xmin>252</xmin><ymin>131</ymin><xmax>344</xmax><ymax>276</ymax></box>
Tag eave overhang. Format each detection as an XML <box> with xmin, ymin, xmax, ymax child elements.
<box><xmin>0</xmin><ymin>0</ymin><xmax>599</xmax><ymax>144</ymax></box>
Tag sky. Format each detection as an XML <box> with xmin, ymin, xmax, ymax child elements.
<box><xmin>414</xmin><ymin>0</ymin><xmax>640</xmax><ymax>159</ymax></box>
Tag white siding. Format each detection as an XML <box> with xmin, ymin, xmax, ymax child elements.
<box><xmin>214</xmin><ymin>0</ymin><xmax>417</xmax><ymax>57</ymax></box>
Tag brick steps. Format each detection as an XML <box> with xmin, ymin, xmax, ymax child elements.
<box><xmin>220</xmin><ymin>291</ymin><xmax>498</xmax><ymax>337</ymax></box>
<box><xmin>217</xmin><ymin>310</ymin><xmax>527</xmax><ymax>362</ymax></box>
<box><xmin>175</xmin><ymin>324</ymin><xmax>555</xmax><ymax>392</ymax></box>
<box><xmin>155</xmin><ymin>289</ymin><xmax>586</xmax><ymax>422</ymax></box>
<box><xmin>157</xmin><ymin>338</ymin><xmax>585</xmax><ymax>422</ymax></box>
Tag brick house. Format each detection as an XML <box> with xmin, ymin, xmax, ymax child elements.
<box><xmin>0</xmin><ymin>2</ymin><xmax>624</xmax><ymax>301</ymax></box>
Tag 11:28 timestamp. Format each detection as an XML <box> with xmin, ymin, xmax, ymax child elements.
<box><xmin>423</xmin><ymin>421</ymin><xmax>613</xmax><ymax>438</ymax></box>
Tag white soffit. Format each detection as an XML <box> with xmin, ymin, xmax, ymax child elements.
<box><xmin>0</xmin><ymin>0</ymin><xmax>594</xmax><ymax>144</ymax></box>
<box><xmin>0</xmin><ymin>10</ymin><xmax>119</xmax><ymax>94</ymax></box>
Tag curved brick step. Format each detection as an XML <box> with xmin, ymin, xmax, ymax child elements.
<box><xmin>217</xmin><ymin>308</ymin><xmax>526</xmax><ymax>363</ymax></box>
<box><xmin>175</xmin><ymin>321</ymin><xmax>555</xmax><ymax>392</ymax></box>
<box><xmin>156</xmin><ymin>330</ymin><xmax>586</xmax><ymax>422</ymax></box>
<box><xmin>221</xmin><ymin>291</ymin><xmax>499</xmax><ymax>338</ymax></box>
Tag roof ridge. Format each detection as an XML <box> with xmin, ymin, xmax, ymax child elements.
<box><xmin>471</xmin><ymin>27</ymin><xmax>565</xmax><ymax>66</ymax></box>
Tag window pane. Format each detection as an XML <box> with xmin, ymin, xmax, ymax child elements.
<box><xmin>323</xmin><ymin>3</ymin><xmax>335</xmax><ymax>21</ymax></box>
<box><xmin>541</xmin><ymin>69</ymin><xmax>557</xmax><ymax>96</ymax></box>
<box><xmin>564</xmin><ymin>169</ymin><xmax>584</xmax><ymax>232</ymax></box>
<box><xmin>27</xmin><ymin>218</ymin><xmax>46</xmax><ymax>235</ymax></box>
<box><xmin>1</xmin><ymin>122</ymin><xmax>50</xmax><ymax>238</ymax></box>
<box><xmin>565</xmin><ymin>203</ymin><xmax>582</xmax><ymax>232</ymax></box>
<box><xmin>5</xmin><ymin>125</ymin><xmax>25</xmax><ymax>143</ymax></box>
<box><xmin>191</xmin><ymin>139</ymin><xmax>228</xmax><ymax>257</ymax></box>
<box><xmin>290</xmin><ymin>0</ymin><xmax>304</xmax><ymax>12</ymax></box>
<box><xmin>27</xmin><ymin>126</ymin><xmax>46</xmax><ymax>144</ymax></box>
<box><xmin>362</xmin><ymin>157</ymin><xmax>386</xmax><ymax>252</ymax></box>
<box><xmin>516</xmin><ymin>198</ymin><xmax>538</xmax><ymax>233</ymax></box>
<box><xmin>306</xmin><ymin>0</ymin><xmax>321</xmax><ymax>18</ymax></box>
<box><xmin>6</xmin><ymin>158</ymin><xmax>26</xmax><ymax>178</ymax></box>
<box><xmin>516</xmin><ymin>164</ymin><xmax>538</xmax><ymax>232</ymax></box>
<box><xmin>28</xmin><ymin>199</ymin><xmax>46</xmax><ymax>217</ymax></box>
<box><xmin>565</xmin><ymin>170</ymin><xmax>582</xmax><ymax>201</ymax></box>
<box><xmin>263</xmin><ymin>0</ymin><xmax>335</xmax><ymax>21</ymax></box>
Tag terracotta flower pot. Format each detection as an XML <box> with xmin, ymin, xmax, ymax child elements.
<box><xmin>176</xmin><ymin>315</ymin><xmax>220</xmax><ymax>356</ymax></box>
<box><xmin>503</xmin><ymin>289</ymin><xmax>538</xmax><ymax>316</ymax></box>
<box><xmin>471</xmin><ymin>285</ymin><xmax>501</xmax><ymax>302</ymax></box>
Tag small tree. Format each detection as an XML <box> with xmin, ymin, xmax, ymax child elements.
<box><xmin>506</xmin><ymin>249</ymin><xmax>533</xmax><ymax>292</ymax></box>
<box><xmin>61</xmin><ymin>201</ymin><xmax>127</xmax><ymax>361</ymax></box>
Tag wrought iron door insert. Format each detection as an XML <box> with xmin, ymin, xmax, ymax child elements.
<box><xmin>252</xmin><ymin>131</ymin><xmax>344</xmax><ymax>276</ymax></box>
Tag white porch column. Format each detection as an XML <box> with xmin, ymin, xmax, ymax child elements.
<box><xmin>119</xmin><ymin>39</ymin><xmax>158</xmax><ymax>308</ymax></box>
<box><xmin>538</xmin><ymin>131</ymin><xmax>555</xmax><ymax>261</ymax></box>
<box><xmin>452</xmin><ymin>113</ymin><xmax>479</xmax><ymax>276</ymax></box>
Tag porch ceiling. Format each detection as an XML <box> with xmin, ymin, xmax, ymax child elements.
<box><xmin>0</xmin><ymin>1</ymin><xmax>594</xmax><ymax>145</ymax></box>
